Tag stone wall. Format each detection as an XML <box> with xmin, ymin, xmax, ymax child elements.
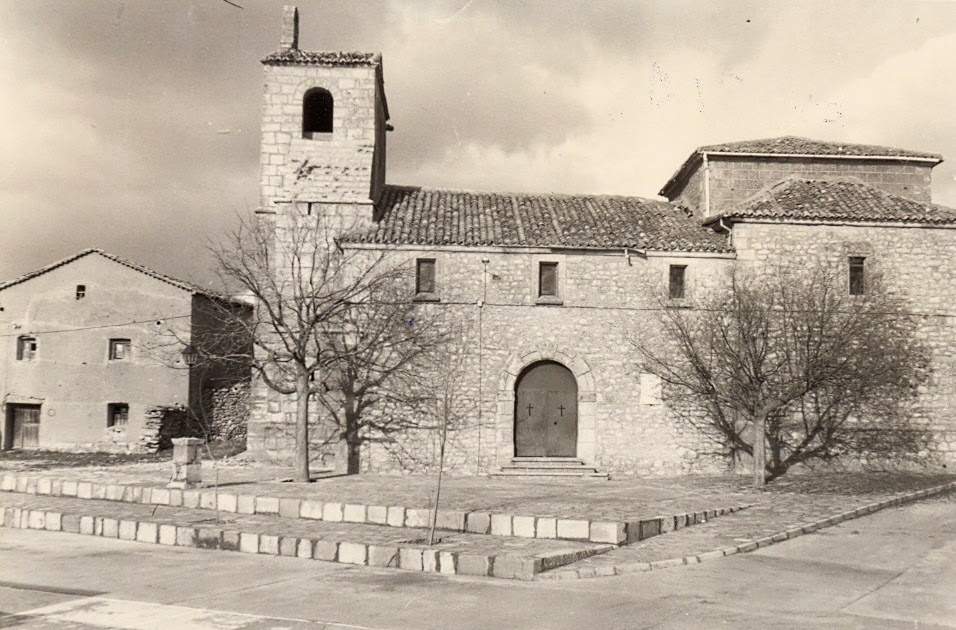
<box><xmin>667</xmin><ymin>155</ymin><xmax>935</xmax><ymax>219</ymax></box>
<box><xmin>705</xmin><ymin>156</ymin><xmax>934</xmax><ymax>218</ymax></box>
<box><xmin>670</xmin><ymin>159</ymin><xmax>703</xmax><ymax>214</ymax></box>
<box><xmin>206</xmin><ymin>382</ymin><xmax>249</xmax><ymax>442</ymax></box>
<box><xmin>137</xmin><ymin>405</ymin><xmax>196</xmax><ymax>453</ymax></box>
<box><xmin>246</xmin><ymin>245</ymin><xmax>737</xmax><ymax>476</ymax></box>
<box><xmin>733</xmin><ymin>220</ymin><xmax>956</xmax><ymax>467</ymax></box>
<box><xmin>259</xmin><ymin>62</ymin><xmax>386</xmax><ymax>209</ymax></box>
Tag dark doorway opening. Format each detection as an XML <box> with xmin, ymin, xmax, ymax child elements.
<box><xmin>4</xmin><ymin>404</ymin><xmax>41</xmax><ymax>449</ymax></box>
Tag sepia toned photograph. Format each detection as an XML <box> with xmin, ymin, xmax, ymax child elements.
<box><xmin>0</xmin><ymin>1</ymin><xmax>954</xmax><ymax>628</ymax></box>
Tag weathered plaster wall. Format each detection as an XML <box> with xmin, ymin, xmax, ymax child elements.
<box><xmin>0</xmin><ymin>255</ymin><xmax>194</xmax><ymax>451</ymax></box>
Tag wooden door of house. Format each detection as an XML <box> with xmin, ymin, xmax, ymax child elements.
<box><xmin>11</xmin><ymin>405</ymin><xmax>40</xmax><ymax>449</ymax></box>
<box><xmin>514</xmin><ymin>361</ymin><xmax>578</xmax><ymax>457</ymax></box>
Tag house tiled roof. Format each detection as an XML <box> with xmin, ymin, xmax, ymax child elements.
<box><xmin>660</xmin><ymin>135</ymin><xmax>943</xmax><ymax>198</ymax></box>
<box><xmin>715</xmin><ymin>178</ymin><xmax>956</xmax><ymax>225</ymax></box>
<box><xmin>0</xmin><ymin>248</ymin><xmax>244</xmax><ymax>305</ymax></box>
<box><xmin>341</xmin><ymin>185</ymin><xmax>732</xmax><ymax>252</ymax></box>
<box><xmin>261</xmin><ymin>49</ymin><xmax>381</xmax><ymax>66</ymax></box>
<box><xmin>697</xmin><ymin>136</ymin><xmax>942</xmax><ymax>161</ymax></box>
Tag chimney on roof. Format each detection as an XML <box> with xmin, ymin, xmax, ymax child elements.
<box><xmin>280</xmin><ymin>5</ymin><xmax>299</xmax><ymax>51</ymax></box>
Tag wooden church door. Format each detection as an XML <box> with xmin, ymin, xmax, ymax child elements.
<box><xmin>514</xmin><ymin>361</ymin><xmax>578</xmax><ymax>457</ymax></box>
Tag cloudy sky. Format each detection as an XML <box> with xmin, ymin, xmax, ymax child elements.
<box><xmin>2</xmin><ymin>0</ymin><xmax>956</xmax><ymax>286</ymax></box>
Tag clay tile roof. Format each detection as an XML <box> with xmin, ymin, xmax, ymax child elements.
<box><xmin>341</xmin><ymin>185</ymin><xmax>732</xmax><ymax>253</ymax></box>
<box><xmin>660</xmin><ymin>136</ymin><xmax>943</xmax><ymax>198</ymax></box>
<box><xmin>0</xmin><ymin>248</ymin><xmax>245</xmax><ymax>305</ymax></box>
<box><xmin>716</xmin><ymin>178</ymin><xmax>956</xmax><ymax>225</ymax></box>
<box><xmin>698</xmin><ymin>135</ymin><xmax>943</xmax><ymax>161</ymax></box>
<box><xmin>261</xmin><ymin>49</ymin><xmax>381</xmax><ymax>66</ymax></box>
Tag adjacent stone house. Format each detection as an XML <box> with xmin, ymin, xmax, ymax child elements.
<box><xmin>0</xmin><ymin>249</ymin><xmax>251</xmax><ymax>452</ymax></box>
<box><xmin>247</xmin><ymin>7</ymin><xmax>956</xmax><ymax>476</ymax></box>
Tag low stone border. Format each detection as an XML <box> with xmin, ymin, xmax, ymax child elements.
<box><xmin>0</xmin><ymin>503</ymin><xmax>613</xmax><ymax>581</ymax></box>
<box><xmin>0</xmin><ymin>473</ymin><xmax>749</xmax><ymax>546</ymax></box>
<box><xmin>538</xmin><ymin>480</ymin><xmax>956</xmax><ymax>580</ymax></box>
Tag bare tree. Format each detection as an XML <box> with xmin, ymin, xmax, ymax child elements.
<box><xmin>633</xmin><ymin>263</ymin><xmax>931</xmax><ymax>488</ymax></box>
<box><xmin>209</xmin><ymin>210</ymin><xmax>406</xmax><ymax>482</ymax></box>
<box><xmin>418</xmin><ymin>335</ymin><xmax>471</xmax><ymax>545</ymax></box>
<box><xmin>312</xmin><ymin>291</ymin><xmax>456</xmax><ymax>475</ymax></box>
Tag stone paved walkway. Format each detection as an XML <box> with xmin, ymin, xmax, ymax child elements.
<box><xmin>545</xmin><ymin>479</ymin><xmax>956</xmax><ymax>577</ymax></box>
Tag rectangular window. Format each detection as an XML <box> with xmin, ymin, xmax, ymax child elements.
<box><xmin>538</xmin><ymin>262</ymin><xmax>559</xmax><ymax>298</ymax></box>
<box><xmin>415</xmin><ymin>258</ymin><xmax>436</xmax><ymax>295</ymax></box>
<box><xmin>75</xmin><ymin>284</ymin><xmax>86</xmax><ymax>300</ymax></box>
<box><xmin>107</xmin><ymin>403</ymin><xmax>129</xmax><ymax>428</ymax></box>
<box><xmin>109</xmin><ymin>338</ymin><xmax>131</xmax><ymax>360</ymax></box>
<box><xmin>849</xmin><ymin>257</ymin><xmax>865</xmax><ymax>295</ymax></box>
<box><xmin>16</xmin><ymin>336</ymin><xmax>37</xmax><ymax>361</ymax></box>
<box><xmin>669</xmin><ymin>265</ymin><xmax>687</xmax><ymax>299</ymax></box>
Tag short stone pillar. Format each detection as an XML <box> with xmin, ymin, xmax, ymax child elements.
<box><xmin>167</xmin><ymin>437</ymin><xmax>204</xmax><ymax>489</ymax></box>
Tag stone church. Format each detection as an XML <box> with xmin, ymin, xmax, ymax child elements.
<box><xmin>247</xmin><ymin>7</ymin><xmax>956</xmax><ymax>477</ymax></box>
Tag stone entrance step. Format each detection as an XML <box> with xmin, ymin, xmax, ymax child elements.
<box><xmin>0</xmin><ymin>493</ymin><xmax>612</xmax><ymax>581</ymax></box>
<box><xmin>493</xmin><ymin>457</ymin><xmax>609</xmax><ymax>479</ymax></box>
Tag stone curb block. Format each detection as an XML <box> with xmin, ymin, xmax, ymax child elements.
<box><xmin>544</xmin><ymin>480</ymin><xmax>956</xmax><ymax>581</ymax></box>
<box><xmin>0</xmin><ymin>502</ymin><xmax>614</xmax><ymax>581</ymax></box>
<box><xmin>0</xmin><ymin>473</ymin><xmax>752</xmax><ymax>546</ymax></box>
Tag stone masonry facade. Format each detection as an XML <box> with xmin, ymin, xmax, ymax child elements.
<box><xmin>246</xmin><ymin>7</ymin><xmax>956</xmax><ymax>476</ymax></box>
<box><xmin>667</xmin><ymin>154</ymin><xmax>936</xmax><ymax>220</ymax></box>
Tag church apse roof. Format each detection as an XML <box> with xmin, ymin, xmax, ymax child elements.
<box><xmin>696</xmin><ymin>136</ymin><xmax>942</xmax><ymax>161</ymax></box>
<box><xmin>341</xmin><ymin>185</ymin><xmax>732</xmax><ymax>253</ymax></box>
<box><xmin>713</xmin><ymin>178</ymin><xmax>956</xmax><ymax>226</ymax></box>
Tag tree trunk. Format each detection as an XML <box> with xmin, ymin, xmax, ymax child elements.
<box><xmin>344</xmin><ymin>401</ymin><xmax>361</xmax><ymax>475</ymax></box>
<box><xmin>428</xmin><ymin>426</ymin><xmax>448</xmax><ymax>546</ymax></box>
<box><xmin>294</xmin><ymin>370</ymin><xmax>311</xmax><ymax>483</ymax></box>
<box><xmin>346</xmin><ymin>437</ymin><xmax>361</xmax><ymax>475</ymax></box>
<box><xmin>753</xmin><ymin>413</ymin><xmax>766</xmax><ymax>489</ymax></box>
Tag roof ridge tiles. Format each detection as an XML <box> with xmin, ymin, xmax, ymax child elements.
<box><xmin>346</xmin><ymin>184</ymin><xmax>732</xmax><ymax>252</ymax></box>
<box><xmin>717</xmin><ymin>176</ymin><xmax>956</xmax><ymax>225</ymax></box>
<box><xmin>383</xmin><ymin>183</ymin><xmax>664</xmax><ymax>204</ymax></box>
<box><xmin>0</xmin><ymin>248</ymin><xmax>238</xmax><ymax>304</ymax></box>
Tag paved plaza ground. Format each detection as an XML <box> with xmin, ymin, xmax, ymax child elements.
<box><xmin>1</xmin><ymin>450</ymin><xmax>953</xmax><ymax>575</ymax></box>
<box><xmin>2</xmin><ymin>493</ymin><xmax>955</xmax><ymax>628</ymax></box>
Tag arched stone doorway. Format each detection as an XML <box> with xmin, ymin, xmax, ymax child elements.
<box><xmin>514</xmin><ymin>361</ymin><xmax>578</xmax><ymax>457</ymax></box>
<box><xmin>496</xmin><ymin>347</ymin><xmax>597</xmax><ymax>467</ymax></box>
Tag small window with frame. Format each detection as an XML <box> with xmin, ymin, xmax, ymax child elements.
<box><xmin>414</xmin><ymin>258</ymin><xmax>438</xmax><ymax>301</ymax></box>
<box><xmin>107</xmin><ymin>403</ymin><xmax>129</xmax><ymax>428</ymax></box>
<box><xmin>75</xmin><ymin>284</ymin><xmax>86</xmax><ymax>300</ymax></box>
<box><xmin>848</xmin><ymin>256</ymin><xmax>866</xmax><ymax>295</ymax></box>
<box><xmin>109</xmin><ymin>338</ymin><xmax>131</xmax><ymax>361</ymax></box>
<box><xmin>669</xmin><ymin>264</ymin><xmax>687</xmax><ymax>299</ymax></box>
<box><xmin>537</xmin><ymin>261</ymin><xmax>562</xmax><ymax>304</ymax></box>
<box><xmin>16</xmin><ymin>336</ymin><xmax>37</xmax><ymax>361</ymax></box>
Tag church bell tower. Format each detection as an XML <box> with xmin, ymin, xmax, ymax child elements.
<box><xmin>258</xmin><ymin>5</ymin><xmax>389</xmax><ymax>232</ymax></box>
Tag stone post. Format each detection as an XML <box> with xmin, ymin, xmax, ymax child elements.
<box><xmin>167</xmin><ymin>437</ymin><xmax>204</xmax><ymax>489</ymax></box>
<box><xmin>279</xmin><ymin>5</ymin><xmax>298</xmax><ymax>51</ymax></box>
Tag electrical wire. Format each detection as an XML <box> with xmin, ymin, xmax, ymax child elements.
<box><xmin>2</xmin><ymin>295</ymin><xmax>954</xmax><ymax>340</ymax></box>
